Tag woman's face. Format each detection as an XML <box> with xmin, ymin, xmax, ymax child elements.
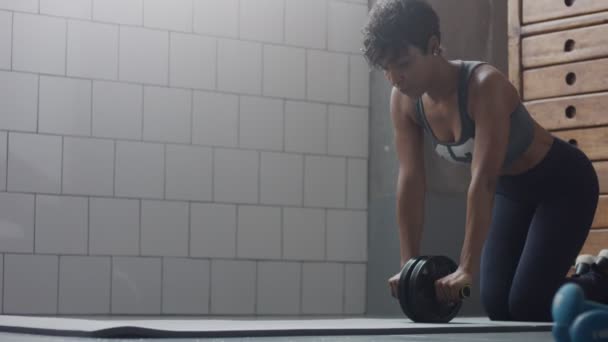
<box><xmin>383</xmin><ymin>45</ymin><xmax>434</xmax><ymax>98</ymax></box>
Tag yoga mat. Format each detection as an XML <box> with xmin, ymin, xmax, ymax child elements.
<box><xmin>0</xmin><ymin>315</ymin><xmax>553</xmax><ymax>338</ymax></box>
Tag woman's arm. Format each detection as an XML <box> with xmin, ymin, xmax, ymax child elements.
<box><xmin>460</xmin><ymin>66</ymin><xmax>521</xmax><ymax>276</ymax></box>
<box><xmin>390</xmin><ymin>87</ymin><xmax>427</xmax><ymax>267</ymax></box>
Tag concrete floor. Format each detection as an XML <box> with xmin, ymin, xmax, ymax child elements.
<box><xmin>0</xmin><ymin>331</ymin><xmax>554</xmax><ymax>341</ymax></box>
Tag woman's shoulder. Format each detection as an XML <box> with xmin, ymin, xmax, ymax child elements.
<box><xmin>463</xmin><ymin>61</ymin><xmax>521</xmax><ymax>117</ymax></box>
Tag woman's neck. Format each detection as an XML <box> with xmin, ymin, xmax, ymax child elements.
<box><xmin>425</xmin><ymin>58</ymin><xmax>462</xmax><ymax>103</ymax></box>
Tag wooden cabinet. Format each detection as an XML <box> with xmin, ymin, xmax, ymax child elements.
<box><xmin>509</xmin><ymin>0</ymin><xmax>608</xmax><ymax>258</ymax></box>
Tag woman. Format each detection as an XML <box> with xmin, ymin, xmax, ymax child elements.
<box><xmin>362</xmin><ymin>0</ymin><xmax>605</xmax><ymax>321</ymax></box>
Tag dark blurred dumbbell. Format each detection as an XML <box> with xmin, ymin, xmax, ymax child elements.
<box><xmin>596</xmin><ymin>249</ymin><xmax>608</xmax><ymax>276</ymax></box>
<box><xmin>574</xmin><ymin>254</ymin><xmax>596</xmax><ymax>276</ymax></box>
<box><xmin>552</xmin><ymin>283</ymin><xmax>608</xmax><ymax>342</ymax></box>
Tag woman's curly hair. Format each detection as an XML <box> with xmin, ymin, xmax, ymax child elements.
<box><xmin>362</xmin><ymin>0</ymin><xmax>441</xmax><ymax>69</ymax></box>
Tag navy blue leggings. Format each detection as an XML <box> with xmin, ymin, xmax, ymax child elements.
<box><xmin>480</xmin><ymin>137</ymin><xmax>599</xmax><ymax>322</ymax></box>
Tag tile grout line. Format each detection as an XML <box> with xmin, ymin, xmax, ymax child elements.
<box><xmin>109</xmin><ymin>256</ymin><xmax>113</xmax><ymax>314</ymax></box>
<box><xmin>1</xmin><ymin>253</ymin><xmax>4</xmax><ymax>314</ymax></box>
<box><xmin>56</xmin><ymin>255</ymin><xmax>60</xmax><ymax>314</ymax></box>
<box><xmin>3</xmin><ymin>9</ymin><xmax>368</xmax><ymax>56</ymax></box>
<box><xmin>208</xmin><ymin>260</ymin><xmax>212</xmax><ymax>314</ymax></box>
<box><xmin>160</xmin><ymin>257</ymin><xmax>164</xmax><ymax>314</ymax></box>
<box><xmin>5</xmin><ymin>132</ymin><xmax>8</xmax><ymax>190</ymax></box>
<box><xmin>33</xmin><ymin>195</ymin><xmax>37</xmax><ymax>253</ymax></box>
<box><xmin>87</xmin><ymin>197</ymin><xmax>90</xmax><ymax>255</ymax></box>
<box><xmin>64</xmin><ymin>20</ymin><xmax>68</xmax><ymax>76</ymax></box>
<box><xmin>0</xmin><ymin>67</ymin><xmax>369</xmax><ymax>110</ymax></box>
<box><xmin>0</xmin><ymin>188</ymin><xmax>368</xmax><ymax>213</ymax></box>
<box><xmin>0</xmin><ymin>127</ymin><xmax>369</xmax><ymax>162</ymax></box>
<box><xmin>10</xmin><ymin>11</ymin><xmax>13</xmax><ymax>71</ymax></box>
<box><xmin>342</xmin><ymin>262</ymin><xmax>346</xmax><ymax>314</ymax></box>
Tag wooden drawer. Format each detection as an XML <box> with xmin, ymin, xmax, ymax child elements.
<box><xmin>595</xmin><ymin>161</ymin><xmax>608</xmax><ymax>194</ymax></box>
<box><xmin>592</xmin><ymin>196</ymin><xmax>608</xmax><ymax>228</ymax></box>
<box><xmin>522</xmin><ymin>0</ymin><xmax>608</xmax><ymax>24</ymax></box>
<box><xmin>578</xmin><ymin>229</ymin><xmax>608</xmax><ymax>256</ymax></box>
<box><xmin>523</xmin><ymin>58</ymin><xmax>608</xmax><ymax>100</ymax></box>
<box><xmin>522</xmin><ymin>23</ymin><xmax>608</xmax><ymax>68</ymax></box>
<box><xmin>526</xmin><ymin>92</ymin><xmax>608</xmax><ymax>130</ymax></box>
<box><xmin>552</xmin><ymin>126</ymin><xmax>608</xmax><ymax>160</ymax></box>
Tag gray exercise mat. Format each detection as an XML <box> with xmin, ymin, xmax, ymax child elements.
<box><xmin>0</xmin><ymin>315</ymin><xmax>553</xmax><ymax>338</ymax></box>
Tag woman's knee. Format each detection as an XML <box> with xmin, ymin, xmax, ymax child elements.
<box><xmin>508</xmin><ymin>289</ymin><xmax>552</xmax><ymax>322</ymax></box>
<box><xmin>480</xmin><ymin>286</ymin><xmax>511</xmax><ymax>321</ymax></box>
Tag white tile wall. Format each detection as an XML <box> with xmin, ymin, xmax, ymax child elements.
<box><xmin>239</xmin><ymin>96</ymin><xmax>283</xmax><ymax>151</ymax></box>
<box><xmin>350</xmin><ymin>56</ymin><xmax>371</xmax><ymax>107</ymax></box>
<box><xmin>192</xmin><ymin>91</ymin><xmax>239</xmax><ymax>147</ymax></box>
<box><xmin>328</xmin><ymin>105</ymin><xmax>369</xmax><ymax>157</ymax></box>
<box><xmin>0</xmin><ymin>71</ymin><xmax>38</xmax><ymax>132</ymax></box>
<box><xmin>285</xmin><ymin>101</ymin><xmax>327</xmax><ymax>154</ymax></box>
<box><xmin>210</xmin><ymin>260</ymin><xmax>256</xmax><ymax>314</ymax></box>
<box><xmin>141</xmin><ymin>200</ymin><xmax>189</xmax><ymax>257</ymax></box>
<box><xmin>89</xmin><ymin>198</ymin><xmax>140</xmax><ymax>256</ymax></box>
<box><xmin>67</xmin><ymin>20</ymin><xmax>118</xmax><ymax>80</ymax></box>
<box><xmin>190</xmin><ymin>203</ymin><xmax>237</xmax><ymax>258</ymax></box>
<box><xmin>58</xmin><ymin>256</ymin><xmax>111</xmax><ymax>314</ymax></box>
<box><xmin>263</xmin><ymin>45</ymin><xmax>305</xmax><ymax>99</ymax></box>
<box><xmin>39</xmin><ymin>76</ymin><xmax>92</xmax><ymax>136</ymax></box>
<box><xmin>239</xmin><ymin>0</ymin><xmax>284</xmax><ymax>43</ymax></box>
<box><xmin>345</xmin><ymin>263</ymin><xmax>366</xmax><ymax>314</ymax></box>
<box><xmin>143</xmin><ymin>86</ymin><xmax>191</xmax><ymax>144</ymax></box>
<box><xmin>0</xmin><ymin>0</ymin><xmax>370</xmax><ymax>316</ymax></box>
<box><xmin>62</xmin><ymin>137</ymin><xmax>114</xmax><ymax>196</ymax></box>
<box><xmin>0</xmin><ymin>0</ymin><xmax>38</xmax><ymax>13</ymax></box>
<box><xmin>260</xmin><ymin>152</ymin><xmax>303</xmax><ymax>206</ymax></box>
<box><xmin>217</xmin><ymin>39</ymin><xmax>262</xmax><ymax>95</ymax></box>
<box><xmin>193</xmin><ymin>0</ymin><xmax>238</xmax><ymax>38</ymax></box>
<box><xmin>12</xmin><ymin>13</ymin><xmax>66</xmax><ymax>75</ymax></box>
<box><xmin>4</xmin><ymin>254</ymin><xmax>58</xmax><ymax>314</ymax></box>
<box><xmin>302</xmin><ymin>263</ymin><xmax>343</xmax><ymax>314</ymax></box>
<box><xmin>304</xmin><ymin>156</ymin><xmax>346</xmax><ymax>208</ymax></box>
<box><xmin>328</xmin><ymin>1</ymin><xmax>368</xmax><ymax>54</ymax></box>
<box><xmin>170</xmin><ymin>33</ymin><xmax>216</xmax><ymax>90</ymax></box>
<box><xmin>257</xmin><ymin>262</ymin><xmax>300</xmax><ymax>314</ymax></box>
<box><xmin>115</xmin><ymin>141</ymin><xmax>164</xmax><ymax>199</ymax></box>
<box><xmin>7</xmin><ymin>132</ymin><xmax>62</xmax><ymax>194</ymax></box>
<box><xmin>0</xmin><ymin>131</ymin><xmax>5</xmax><ymax>190</ymax></box>
<box><xmin>40</xmin><ymin>0</ymin><xmax>92</xmax><ymax>20</ymax></box>
<box><xmin>326</xmin><ymin>210</ymin><xmax>367</xmax><ymax>262</ymax></box>
<box><xmin>93</xmin><ymin>0</ymin><xmax>143</xmax><ymax>26</ymax></box>
<box><xmin>35</xmin><ymin>195</ymin><xmax>88</xmax><ymax>254</ymax></box>
<box><xmin>0</xmin><ymin>192</ymin><xmax>34</xmax><ymax>253</ymax></box>
<box><xmin>307</xmin><ymin>51</ymin><xmax>349</xmax><ymax>104</ymax></box>
<box><xmin>92</xmin><ymin>81</ymin><xmax>143</xmax><ymax>140</ymax></box>
<box><xmin>214</xmin><ymin>148</ymin><xmax>259</xmax><ymax>204</ymax></box>
<box><xmin>347</xmin><ymin>158</ymin><xmax>368</xmax><ymax>209</ymax></box>
<box><xmin>237</xmin><ymin>205</ymin><xmax>281</xmax><ymax>259</ymax></box>
<box><xmin>144</xmin><ymin>0</ymin><xmax>192</xmax><ymax>32</ymax></box>
<box><xmin>285</xmin><ymin>0</ymin><xmax>326</xmax><ymax>49</ymax></box>
<box><xmin>165</xmin><ymin>144</ymin><xmax>213</xmax><ymax>201</ymax></box>
<box><xmin>283</xmin><ymin>208</ymin><xmax>325</xmax><ymax>261</ymax></box>
<box><xmin>0</xmin><ymin>11</ymin><xmax>11</xmax><ymax>69</ymax></box>
<box><xmin>162</xmin><ymin>258</ymin><xmax>210</xmax><ymax>314</ymax></box>
<box><xmin>119</xmin><ymin>26</ymin><xmax>169</xmax><ymax>85</ymax></box>
<box><xmin>112</xmin><ymin>257</ymin><xmax>162</xmax><ymax>314</ymax></box>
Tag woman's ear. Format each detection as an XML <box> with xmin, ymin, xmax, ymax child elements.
<box><xmin>427</xmin><ymin>35</ymin><xmax>441</xmax><ymax>55</ymax></box>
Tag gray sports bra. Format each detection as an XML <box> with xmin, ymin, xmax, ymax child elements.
<box><xmin>414</xmin><ymin>60</ymin><xmax>534</xmax><ymax>170</ymax></box>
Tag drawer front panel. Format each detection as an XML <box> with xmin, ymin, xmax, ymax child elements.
<box><xmin>552</xmin><ymin>126</ymin><xmax>608</xmax><ymax>160</ymax></box>
<box><xmin>525</xmin><ymin>92</ymin><xmax>608</xmax><ymax>130</ymax></box>
<box><xmin>522</xmin><ymin>23</ymin><xmax>608</xmax><ymax>68</ymax></box>
<box><xmin>523</xmin><ymin>58</ymin><xmax>608</xmax><ymax>100</ymax></box>
<box><xmin>523</xmin><ymin>0</ymin><xmax>608</xmax><ymax>24</ymax></box>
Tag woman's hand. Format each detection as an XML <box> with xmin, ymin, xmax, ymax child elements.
<box><xmin>434</xmin><ymin>266</ymin><xmax>472</xmax><ymax>303</ymax></box>
<box><xmin>388</xmin><ymin>272</ymin><xmax>401</xmax><ymax>299</ymax></box>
